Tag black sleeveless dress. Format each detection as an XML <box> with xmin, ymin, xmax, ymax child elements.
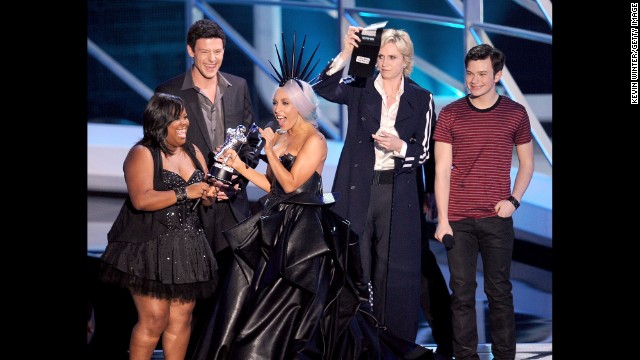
<box><xmin>189</xmin><ymin>154</ymin><xmax>433</xmax><ymax>359</ymax></box>
<box><xmin>100</xmin><ymin>145</ymin><xmax>218</xmax><ymax>301</ymax></box>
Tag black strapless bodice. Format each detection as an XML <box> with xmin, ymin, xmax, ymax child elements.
<box><xmin>263</xmin><ymin>154</ymin><xmax>330</xmax><ymax>211</ymax></box>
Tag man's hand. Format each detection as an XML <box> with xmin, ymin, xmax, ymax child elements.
<box><xmin>494</xmin><ymin>199</ymin><xmax>516</xmax><ymax>218</ymax></box>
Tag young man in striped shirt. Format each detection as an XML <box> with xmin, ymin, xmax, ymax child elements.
<box><xmin>433</xmin><ymin>44</ymin><xmax>534</xmax><ymax>360</ymax></box>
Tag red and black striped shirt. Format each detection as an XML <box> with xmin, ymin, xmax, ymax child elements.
<box><xmin>433</xmin><ymin>95</ymin><xmax>532</xmax><ymax>221</ymax></box>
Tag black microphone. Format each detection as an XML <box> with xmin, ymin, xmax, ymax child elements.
<box><xmin>192</xmin><ymin>164</ymin><xmax>226</xmax><ymax>211</ymax></box>
<box><xmin>191</xmin><ymin>186</ymin><xmax>206</xmax><ymax>212</ymax></box>
<box><xmin>256</xmin><ymin>120</ymin><xmax>278</xmax><ymax>152</ymax></box>
<box><xmin>191</xmin><ymin>161</ymin><xmax>219</xmax><ymax>211</ymax></box>
<box><xmin>254</xmin><ymin>121</ymin><xmax>285</xmax><ymax>163</ymax></box>
<box><xmin>261</xmin><ymin>120</ymin><xmax>285</xmax><ymax>140</ymax></box>
<box><xmin>192</xmin><ymin>156</ymin><xmax>226</xmax><ymax>211</ymax></box>
<box><xmin>442</xmin><ymin>234</ymin><xmax>455</xmax><ymax>250</ymax></box>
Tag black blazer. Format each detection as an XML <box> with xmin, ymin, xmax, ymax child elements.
<box><xmin>155</xmin><ymin>70</ymin><xmax>258</xmax><ymax>223</ymax></box>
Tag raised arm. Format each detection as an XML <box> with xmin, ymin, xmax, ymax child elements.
<box><xmin>313</xmin><ymin>25</ymin><xmax>363</xmax><ymax>104</ymax></box>
<box><xmin>328</xmin><ymin>25</ymin><xmax>364</xmax><ymax>74</ymax></box>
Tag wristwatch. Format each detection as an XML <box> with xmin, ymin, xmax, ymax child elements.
<box><xmin>507</xmin><ymin>196</ymin><xmax>520</xmax><ymax>209</ymax></box>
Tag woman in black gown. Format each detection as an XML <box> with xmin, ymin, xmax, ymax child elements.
<box><xmin>99</xmin><ymin>93</ymin><xmax>219</xmax><ymax>359</ymax></box>
<box><xmin>187</xmin><ymin>48</ymin><xmax>434</xmax><ymax>358</ymax></box>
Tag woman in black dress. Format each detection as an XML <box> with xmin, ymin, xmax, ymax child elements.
<box><xmin>100</xmin><ymin>93</ymin><xmax>219</xmax><ymax>359</ymax></box>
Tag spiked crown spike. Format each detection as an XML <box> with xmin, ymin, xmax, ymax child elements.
<box><xmin>268</xmin><ymin>33</ymin><xmax>320</xmax><ymax>88</ymax></box>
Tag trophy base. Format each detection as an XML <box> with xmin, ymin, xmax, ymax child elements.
<box><xmin>209</xmin><ymin>162</ymin><xmax>235</xmax><ymax>185</ymax></box>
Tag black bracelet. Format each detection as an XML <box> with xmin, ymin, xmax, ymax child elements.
<box><xmin>507</xmin><ymin>195</ymin><xmax>520</xmax><ymax>209</ymax></box>
<box><xmin>174</xmin><ymin>187</ymin><xmax>188</xmax><ymax>203</ymax></box>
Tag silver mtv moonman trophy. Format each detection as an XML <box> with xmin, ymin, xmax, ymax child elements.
<box><xmin>209</xmin><ymin>124</ymin><xmax>257</xmax><ymax>184</ymax></box>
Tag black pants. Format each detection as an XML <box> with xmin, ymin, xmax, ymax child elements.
<box><xmin>361</xmin><ymin>176</ymin><xmax>419</xmax><ymax>342</ymax></box>
<box><xmin>448</xmin><ymin>216</ymin><xmax>516</xmax><ymax>360</ymax></box>
<box><xmin>361</xmin><ymin>182</ymin><xmax>393</xmax><ymax>326</ymax></box>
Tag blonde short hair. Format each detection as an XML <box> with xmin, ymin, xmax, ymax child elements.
<box><xmin>380</xmin><ymin>29</ymin><xmax>414</xmax><ymax>76</ymax></box>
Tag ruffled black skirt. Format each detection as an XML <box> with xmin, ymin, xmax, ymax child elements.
<box><xmin>100</xmin><ymin>227</ymin><xmax>218</xmax><ymax>301</ymax></box>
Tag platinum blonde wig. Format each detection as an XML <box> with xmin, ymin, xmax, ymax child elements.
<box><xmin>275</xmin><ymin>79</ymin><xmax>319</xmax><ymax>126</ymax></box>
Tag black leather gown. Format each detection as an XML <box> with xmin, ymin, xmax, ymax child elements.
<box><xmin>189</xmin><ymin>154</ymin><xmax>433</xmax><ymax>360</ymax></box>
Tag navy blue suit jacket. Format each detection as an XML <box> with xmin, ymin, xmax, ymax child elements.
<box><xmin>313</xmin><ymin>67</ymin><xmax>435</xmax><ymax>340</ymax></box>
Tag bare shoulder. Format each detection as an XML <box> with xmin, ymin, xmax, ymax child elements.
<box><xmin>191</xmin><ymin>143</ymin><xmax>203</xmax><ymax>154</ymax></box>
<box><xmin>301</xmin><ymin>130</ymin><xmax>327</xmax><ymax>157</ymax></box>
<box><xmin>190</xmin><ymin>143</ymin><xmax>208</xmax><ymax>168</ymax></box>
<box><xmin>124</xmin><ymin>145</ymin><xmax>154</xmax><ymax>173</ymax></box>
<box><xmin>306</xmin><ymin>130</ymin><xmax>327</xmax><ymax>148</ymax></box>
<box><xmin>126</xmin><ymin>144</ymin><xmax>152</xmax><ymax>162</ymax></box>
<box><xmin>311</xmin><ymin>130</ymin><xmax>327</xmax><ymax>144</ymax></box>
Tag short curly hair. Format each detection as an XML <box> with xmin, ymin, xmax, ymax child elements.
<box><xmin>187</xmin><ymin>19</ymin><xmax>226</xmax><ymax>51</ymax></box>
<box><xmin>464</xmin><ymin>44</ymin><xmax>505</xmax><ymax>76</ymax></box>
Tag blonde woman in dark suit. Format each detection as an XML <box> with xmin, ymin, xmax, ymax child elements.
<box><xmin>314</xmin><ymin>26</ymin><xmax>435</xmax><ymax>343</ymax></box>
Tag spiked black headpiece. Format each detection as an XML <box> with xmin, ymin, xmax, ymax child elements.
<box><xmin>268</xmin><ymin>33</ymin><xmax>320</xmax><ymax>89</ymax></box>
